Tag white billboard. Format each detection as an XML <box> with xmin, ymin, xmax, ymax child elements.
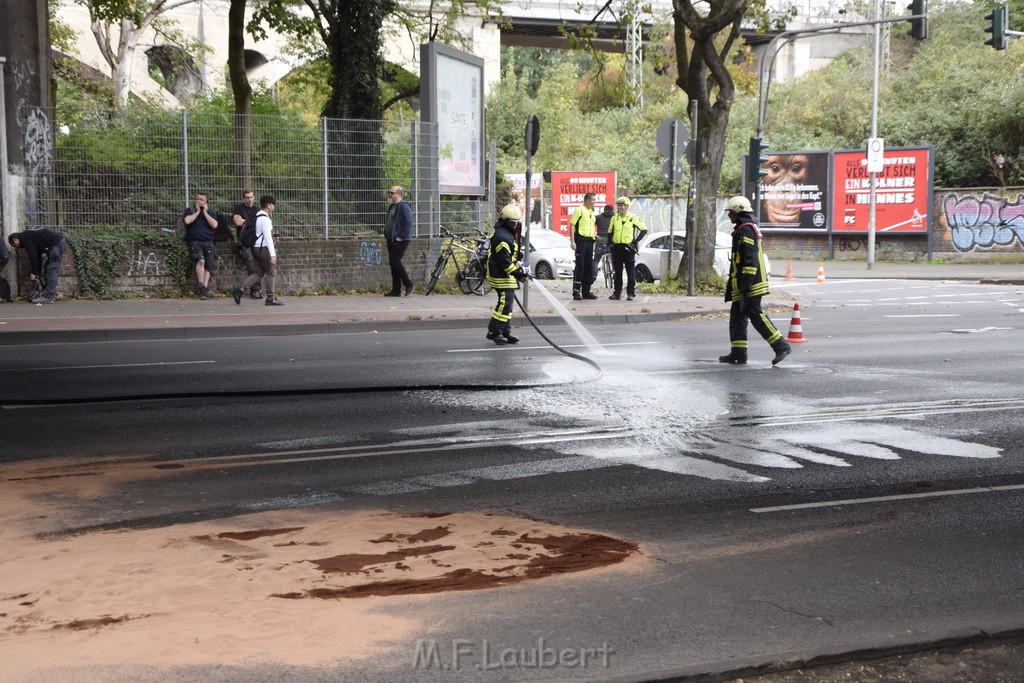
<box><xmin>420</xmin><ymin>42</ymin><xmax>485</xmax><ymax>196</ymax></box>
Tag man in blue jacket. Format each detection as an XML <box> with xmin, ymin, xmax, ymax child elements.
<box><xmin>384</xmin><ymin>185</ymin><xmax>414</xmax><ymax>297</ymax></box>
<box><xmin>182</xmin><ymin>191</ymin><xmax>219</xmax><ymax>299</ymax></box>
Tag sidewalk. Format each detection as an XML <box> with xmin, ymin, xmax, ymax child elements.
<box><xmin>0</xmin><ymin>261</ymin><xmax>1020</xmax><ymax>344</ymax></box>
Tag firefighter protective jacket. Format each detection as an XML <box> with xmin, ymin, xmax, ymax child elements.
<box><xmin>487</xmin><ymin>223</ymin><xmax>523</xmax><ymax>289</ymax></box>
<box><xmin>724</xmin><ymin>212</ymin><xmax>771</xmax><ymax>302</ymax></box>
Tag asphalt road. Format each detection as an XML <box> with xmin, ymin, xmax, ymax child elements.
<box><xmin>1</xmin><ymin>278</ymin><xmax>1022</xmax><ymax>680</ymax></box>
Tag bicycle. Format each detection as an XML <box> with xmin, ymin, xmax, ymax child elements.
<box><xmin>425</xmin><ymin>226</ymin><xmax>492</xmax><ymax>296</ymax></box>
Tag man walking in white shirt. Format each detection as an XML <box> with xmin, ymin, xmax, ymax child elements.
<box><xmin>233</xmin><ymin>195</ymin><xmax>284</xmax><ymax>306</ymax></box>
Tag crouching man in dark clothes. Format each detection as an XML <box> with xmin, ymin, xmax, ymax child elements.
<box><xmin>7</xmin><ymin>229</ymin><xmax>68</xmax><ymax>304</ymax></box>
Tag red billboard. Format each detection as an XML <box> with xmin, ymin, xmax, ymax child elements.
<box><xmin>550</xmin><ymin>171</ymin><xmax>617</xmax><ymax>235</ymax></box>
<box><xmin>832</xmin><ymin>147</ymin><xmax>932</xmax><ymax>233</ymax></box>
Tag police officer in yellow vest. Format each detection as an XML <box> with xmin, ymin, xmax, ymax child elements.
<box><xmin>720</xmin><ymin>195</ymin><xmax>791</xmax><ymax>365</ymax></box>
<box><xmin>569</xmin><ymin>192</ymin><xmax>598</xmax><ymax>301</ymax></box>
<box><xmin>607</xmin><ymin>196</ymin><xmax>648</xmax><ymax>301</ymax></box>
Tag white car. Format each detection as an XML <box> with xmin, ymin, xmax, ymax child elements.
<box><xmin>525</xmin><ymin>229</ymin><xmax>576</xmax><ymax>280</ymax></box>
<box><xmin>633</xmin><ymin>231</ymin><xmax>771</xmax><ymax>282</ymax></box>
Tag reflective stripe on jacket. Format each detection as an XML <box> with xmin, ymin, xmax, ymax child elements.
<box><xmin>487</xmin><ymin>225</ymin><xmax>521</xmax><ymax>289</ymax></box>
<box><xmin>725</xmin><ymin>220</ymin><xmax>770</xmax><ymax>301</ymax></box>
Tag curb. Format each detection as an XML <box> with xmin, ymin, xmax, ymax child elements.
<box><xmin>595</xmin><ymin>621</ymin><xmax>1024</xmax><ymax>683</ymax></box>
<box><xmin>0</xmin><ymin>309</ymin><xmax>723</xmax><ymax>346</ymax></box>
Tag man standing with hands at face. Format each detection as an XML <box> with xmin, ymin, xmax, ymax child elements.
<box><xmin>182</xmin><ymin>192</ymin><xmax>219</xmax><ymax>299</ymax></box>
<box><xmin>720</xmin><ymin>195</ymin><xmax>790</xmax><ymax>366</ymax></box>
<box><xmin>569</xmin><ymin>192</ymin><xmax>597</xmax><ymax>301</ymax></box>
<box><xmin>384</xmin><ymin>185</ymin><xmax>414</xmax><ymax>297</ymax></box>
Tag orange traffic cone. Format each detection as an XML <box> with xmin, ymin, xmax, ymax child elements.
<box><xmin>783</xmin><ymin>261</ymin><xmax>795</xmax><ymax>281</ymax></box>
<box><xmin>816</xmin><ymin>262</ymin><xmax>827</xmax><ymax>284</ymax></box>
<box><xmin>786</xmin><ymin>303</ymin><xmax>809</xmax><ymax>343</ymax></box>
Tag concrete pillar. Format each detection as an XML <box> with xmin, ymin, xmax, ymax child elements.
<box><xmin>0</xmin><ymin>0</ymin><xmax>55</xmax><ymax>244</ymax></box>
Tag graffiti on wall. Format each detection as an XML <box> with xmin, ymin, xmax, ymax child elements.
<box><xmin>10</xmin><ymin>57</ymin><xmax>38</xmax><ymax>91</ymax></box>
<box><xmin>20</xmin><ymin>107</ymin><xmax>53</xmax><ymax>179</ymax></box>
<box><xmin>127</xmin><ymin>250</ymin><xmax>169</xmax><ymax>277</ymax></box>
<box><xmin>944</xmin><ymin>192</ymin><xmax>1024</xmax><ymax>252</ymax></box>
<box><xmin>356</xmin><ymin>241</ymin><xmax>383</xmax><ymax>266</ymax></box>
<box><xmin>631</xmin><ymin>198</ymin><xmax>686</xmax><ymax>234</ymax></box>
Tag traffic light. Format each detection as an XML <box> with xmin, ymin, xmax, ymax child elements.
<box><xmin>984</xmin><ymin>4</ymin><xmax>1008</xmax><ymax>50</ymax></box>
<box><xmin>907</xmin><ymin>0</ymin><xmax>928</xmax><ymax>40</ymax></box>
<box><xmin>747</xmin><ymin>137</ymin><xmax>769</xmax><ymax>185</ymax></box>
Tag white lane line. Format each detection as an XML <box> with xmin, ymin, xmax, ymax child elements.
<box><xmin>447</xmin><ymin>341</ymin><xmax>661</xmax><ymax>353</ymax></box>
<box><xmin>883</xmin><ymin>314</ymin><xmax>960</xmax><ymax>318</ymax></box>
<box><xmin>148</xmin><ymin>428</ymin><xmax>634</xmax><ymax>471</ymax></box>
<box><xmin>2</xmin><ymin>360</ymin><xmax>217</xmax><ymax>372</ymax></box>
<box><xmin>750</xmin><ymin>483</ymin><xmax>1024</xmax><ymax>513</ymax></box>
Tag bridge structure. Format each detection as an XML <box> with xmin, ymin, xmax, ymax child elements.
<box><xmin>45</xmin><ymin>0</ymin><xmax>865</xmax><ymax>109</ymax></box>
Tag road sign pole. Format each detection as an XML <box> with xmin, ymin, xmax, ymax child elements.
<box><xmin>867</xmin><ymin>0</ymin><xmax>882</xmax><ymax>270</ymax></box>
<box><xmin>668</xmin><ymin>119</ymin><xmax>678</xmax><ymax>279</ymax></box>
<box><xmin>687</xmin><ymin>100</ymin><xmax>698</xmax><ymax>297</ymax></box>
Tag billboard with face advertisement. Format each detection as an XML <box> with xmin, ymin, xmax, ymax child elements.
<box><xmin>549</xmin><ymin>172</ymin><xmax>616</xmax><ymax>236</ymax></box>
<box><xmin>747</xmin><ymin>150</ymin><xmax>831</xmax><ymax>231</ymax></box>
<box><xmin>831</xmin><ymin>146</ymin><xmax>933</xmax><ymax>233</ymax></box>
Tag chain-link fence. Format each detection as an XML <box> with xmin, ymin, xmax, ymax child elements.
<box><xmin>32</xmin><ymin>109</ymin><xmax>494</xmax><ymax>239</ymax></box>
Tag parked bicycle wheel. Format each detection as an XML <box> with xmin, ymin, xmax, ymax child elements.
<box><xmin>462</xmin><ymin>258</ymin><xmax>491</xmax><ymax>296</ymax></box>
<box><xmin>425</xmin><ymin>253</ymin><xmax>449</xmax><ymax>295</ymax></box>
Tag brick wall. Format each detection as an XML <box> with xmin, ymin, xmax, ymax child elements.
<box><xmin>763</xmin><ymin>186</ymin><xmax>1024</xmax><ymax>264</ymax></box>
<box><xmin>8</xmin><ymin>237</ymin><xmax>442</xmax><ymax>299</ymax></box>
<box><xmin>10</xmin><ymin>186</ymin><xmax>1024</xmax><ymax>298</ymax></box>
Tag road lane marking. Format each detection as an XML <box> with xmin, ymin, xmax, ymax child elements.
<box><xmin>883</xmin><ymin>314</ymin><xmax>960</xmax><ymax>318</ymax></box>
<box><xmin>750</xmin><ymin>483</ymin><xmax>1024</xmax><ymax>513</ymax></box>
<box><xmin>0</xmin><ymin>360</ymin><xmax>217</xmax><ymax>372</ymax></box>
<box><xmin>140</xmin><ymin>426</ymin><xmax>635</xmax><ymax>470</ymax></box>
<box><xmin>447</xmin><ymin>341</ymin><xmax>661</xmax><ymax>353</ymax></box>
<box><xmin>950</xmin><ymin>327</ymin><xmax>1013</xmax><ymax>333</ymax></box>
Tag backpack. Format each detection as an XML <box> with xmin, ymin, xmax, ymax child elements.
<box><xmin>239</xmin><ymin>217</ymin><xmax>258</xmax><ymax>248</ymax></box>
<box><xmin>213</xmin><ymin>213</ymin><xmax>233</xmax><ymax>242</ymax></box>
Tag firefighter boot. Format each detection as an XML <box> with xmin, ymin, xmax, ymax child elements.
<box><xmin>771</xmin><ymin>341</ymin><xmax>792</xmax><ymax>366</ymax></box>
<box><xmin>718</xmin><ymin>349</ymin><xmax>747</xmax><ymax>364</ymax></box>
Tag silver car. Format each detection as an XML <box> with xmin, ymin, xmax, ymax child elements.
<box><xmin>633</xmin><ymin>231</ymin><xmax>770</xmax><ymax>282</ymax></box>
<box><xmin>525</xmin><ymin>229</ymin><xmax>576</xmax><ymax>280</ymax></box>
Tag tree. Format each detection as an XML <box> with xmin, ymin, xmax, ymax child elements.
<box><xmin>670</xmin><ymin>0</ymin><xmax>759</xmax><ymax>277</ymax></box>
<box><xmin>227</xmin><ymin>0</ymin><xmax>253</xmax><ymax>191</ymax></box>
<box><xmin>250</xmin><ymin>0</ymin><xmax>503</xmax><ymax>225</ymax></box>
<box><xmin>84</xmin><ymin>0</ymin><xmax>203</xmax><ymax>106</ymax></box>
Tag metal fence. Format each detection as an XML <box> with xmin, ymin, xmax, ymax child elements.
<box><xmin>31</xmin><ymin>109</ymin><xmax>494</xmax><ymax>239</ymax></box>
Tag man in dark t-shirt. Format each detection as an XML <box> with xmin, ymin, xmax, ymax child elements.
<box><xmin>231</xmin><ymin>189</ymin><xmax>261</xmax><ymax>298</ymax></box>
<box><xmin>182</xmin><ymin>191</ymin><xmax>219</xmax><ymax>299</ymax></box>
